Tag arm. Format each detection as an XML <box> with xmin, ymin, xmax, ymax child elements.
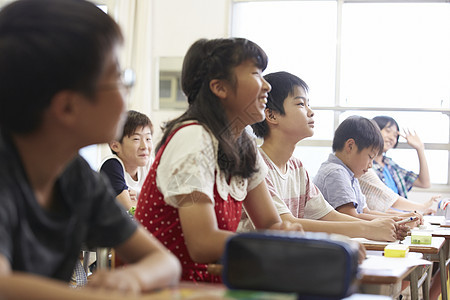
<box><xmin>281</xmin><ymin>210</ymin><xmax>397</xmax><ymax>241</ymax></box>
<box><xmin>177</xmin><ymin>191</ymin><xmax>234</xmax><ymax>263</ymax></box>
<box><xmin>243</xmin><ymin>181</ymin><xmax>303</xmax><ymax>232</ymax></box>
<box><xmin>115</xmin><ymin>189</ymin><xmax>135</xmax><ymax>210</ymax></box>
<box><xmin>338</xmin><ymin>203</ymin><xmax>389</xmax><ymax>221</ymax></box>
<box><xmin>391</xmin><ymin>196</ymin><xmax>432</xmax><ymax>212</ymax></box>
<box><xmin>100</xmin><ymin>159</ymin><xmax>132</xmax><ymax>209</ymax></box>
<box><xmin>402</xmin><ymin>129</ymin><xmax>430</xmax><ymax>188</ymax></box>
<box><xmin>89</xmin><ymin>226</ymin><xmax>181</xmax><ymax>294</ymax></box>
<box><xmin>0</xmin><ymin>254</ymin><xmax>156</xmax><ymax>300</ymax></box>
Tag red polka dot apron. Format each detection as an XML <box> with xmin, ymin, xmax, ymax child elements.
<box><xmin>135</xmin><ymin>122</ymin><xmax>242</xmax><ymax>283</ymax></box>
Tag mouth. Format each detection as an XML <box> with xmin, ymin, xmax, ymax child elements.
<box><xmin>259</xmin><ymin>96</ymin><xmax>268</xmax><ymax>105</ymax></box>
<box><xmin>308</xmin><ymin>121</ymin><xmax>315</xmax><ymax>128</ymax></box>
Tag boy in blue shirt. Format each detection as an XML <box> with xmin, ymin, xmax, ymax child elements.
<box><xmin>314</xmin><ymin>116</ymin><xmax>419</xmax><ymax>226</ymax></box>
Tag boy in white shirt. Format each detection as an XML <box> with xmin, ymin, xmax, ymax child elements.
<box><xmin>239</xmin><ymin>71</ymin><xmax>406</xmax><ymax>241</ymax></box>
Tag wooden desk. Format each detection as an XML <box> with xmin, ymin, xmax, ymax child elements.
<box><xmin>354</xmin><ymin>236</ymin><xmax>445</xmax><ymax>300</ymax></box>
<box><xmin>143</xmin><ymin>282</ymin><xmax>392</xmax><ymax>300</ymax></box>
<box><xmin>421</xmin><ymin>226</ymin><xmax>450</xmax><ymax>300</ymax></box>
<box><xmin>358</xmin><ymin>252</ymin><xmax>431</xmax><ymax>300</ymax></box>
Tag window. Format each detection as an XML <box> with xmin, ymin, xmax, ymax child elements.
<box><xmin>232</xmin><ymin>0</ymin><xmax>450</xmax><ymax>187</ymax></box>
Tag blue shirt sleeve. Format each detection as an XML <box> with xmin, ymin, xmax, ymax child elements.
<box><xmin>99</xmin><ymin>158</ymin><xmax>128</xmax><ymax>196</ymax></box>
<box><xmin>316</xmin><ymin>168</ymin><xmax>360</xmax><ymax>212</ymax></box>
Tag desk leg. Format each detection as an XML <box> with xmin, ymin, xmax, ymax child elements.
<box><xmin>82</xmin><ymin>251</ymin><xmax>90</xmax><ymax>275</ymax></box>
<box><xmin>423</xmin><ymin>264</ymin><xmax>432</xmax><ymax>300</ymax></box>
<box><xmin>410</xmin><ymin>267</ymin><xmax>419</xmax><ymax>300</ymax></box>
<box><xmin>440</xmin><ymin>249</ymin><xmax>448</xmax><ymax>300</ymax></box>
<box><xmin>96</xmin><ymin>248</ymin><xmax>109</xmax><ymax>270</ymax></box>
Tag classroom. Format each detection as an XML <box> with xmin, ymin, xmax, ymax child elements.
<box><xmin>0</xmin><ymin>0</ymin><xmax>449</xmax><ymax>299</ymax></box>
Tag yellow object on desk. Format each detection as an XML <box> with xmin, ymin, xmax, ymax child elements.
<box><xmin>411</xmin><ymin>231</ymin><xmax>432</xmax><ymax>245</ymax></box>
<box><xmin>384</xmin><ymin>244</ymin><xmax>409</xmax><ymax>257</ymax></box>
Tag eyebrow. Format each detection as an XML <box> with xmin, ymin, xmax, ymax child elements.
<box><xmin>131</xmin><ymin>131</ymin><xmax>152</xmax><ymax>136</ymax></box>
<box><xmin>293</xmin><ymin>96</ymin><xmax>308</xmax><ymax>101</ymax></box>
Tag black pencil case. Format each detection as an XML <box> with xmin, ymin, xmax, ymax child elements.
<box><xmin>221</xmin><ymin>231</ymin><xmax>360</xmax><ymax>299</ymax></box>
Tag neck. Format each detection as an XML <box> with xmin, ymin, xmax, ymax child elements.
<box><xmin>374</xmin><ymin>153</ymin><xmax>384</xmax><ymax>165</ymax></box>
<box><xmin>124</xmin><ymin>165</ymin><xmax>139</xmax><ymax>180</ymax></box>
<box><xmin>260</xmin><ymin>133</ymin><xmax>296</xmax><ymax>174</ymax></box>
<box><xmin>12</xmin><ymin>131</ymin><xmax>77</xmax><ymax>208</ymax></box>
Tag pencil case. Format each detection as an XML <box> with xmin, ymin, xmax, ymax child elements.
<box><xmin>411</xmin><ymin>231</ymin><xmax>432</xmax><ymax>245</ymax></box>
<box><xmin>221</xmin><ymin>231</ymin><xmax>360</xmax><ymax>299</ymax></box>
<box><xmin>384</xmin><ymin>244</ymin><xmax>409</xmax><ymax>257</ymax></box>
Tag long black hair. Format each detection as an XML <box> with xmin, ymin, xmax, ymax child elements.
<box><xmin>157</xmin><ymin>38</ymin><xmax>269</xmax><ymax>178</ymax></box>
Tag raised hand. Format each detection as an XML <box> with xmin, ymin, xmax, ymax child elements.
<box><xmin>400</xmin><ymin>128</ymin><xmax>424</xmax><ymax>151</ymax></box>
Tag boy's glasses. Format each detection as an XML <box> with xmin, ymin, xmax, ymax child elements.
<box><xmin>98</xmin><ymin>68</ymin><xmax>135</xmax><ymax>94</ymax></box>
<box><xmin>120</xmin><ymin>68</ymin><xmax>136</xmax><ymax>91</ymax></box>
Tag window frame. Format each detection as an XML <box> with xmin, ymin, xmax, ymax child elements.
<box><xmin>232</xmin><ymin>0</ymin><xmax>450</xmax><ymax>190</ymax></box>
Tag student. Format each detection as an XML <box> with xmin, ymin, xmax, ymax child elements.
<box><xmin>239</xmin><ymin>71</ymin><xmax>398</xmax><ymax>242</ymax></box>
<box><xmin>0</xmin><ymin>1</ymin><xmax>180</xmax><ymax>299</ymax></box>
<box><xmin>313</xmin><ymin>116</ymin><xmax>420</xmax><ymax>225</ymax></box>
<box><xmin>372</xmin><ymin>116</ymin><xmax>431</xmax><ymax>198</ymax></box>
<box><xmin>360</xmin><ymin>168</ymin><xmax>438</xmax><ymax>214</ymax></box>
<box><xmin>135</xmin><ymin>38</ymin><xmax>303</xmax><ymax>283</ymax></box>
<box><xmin>100</xmin><ymin>110</ymin><xmax>153</xmax><ymax>210</ymax></box>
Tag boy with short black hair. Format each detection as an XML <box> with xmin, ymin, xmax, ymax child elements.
<box><xmin>0</xmin><ymin>0</ymin><xmax>180</xmax><ymax>299</ymax></box>
<box><xmin>239</xmin><ymin>71</ymin><xmax>403</xmax><ymax>242</ymax></box>
<box><xmin>314</xmin><ymin>115</ymin><xmax>418</xmax><ymax>223</ymax></box>
<box><xmin>100</xmin><ymin>110</ymin><xmax>153</xmax><ymax>210</ymax></box>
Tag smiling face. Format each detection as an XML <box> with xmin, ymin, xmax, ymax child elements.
<box><xmin>380</xmin><ymin>123</ymin><xmax>399</xmax><ymax>152</ymax></box>
<box><xmin>113</xmin><ymin>125</ymin><xmax>152</xmax><ymax>172</ymax></box>
<box><xmin>221</xmin><ymin>59</ymin><xmax>271</xmax><ymax>133</ymax></box>
<box><xmin>347</xmin><ymin>144</ymin><xmax>378</xmax><ymax>178</ymax></box>
<box><xmin>276</xmin><ymin>85</ymin><xmax>314</xmax><ymax>142</ymax></box>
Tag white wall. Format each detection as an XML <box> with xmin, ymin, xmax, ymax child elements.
<box><xmin>95</xmin><ymin>0</ymin><xmax>232</xmax><ymax>163</ymax></box>
<box><xmin>148</xmin><ymin>0</ymin><xmax>231</xmax><ymax>140</ymax></box>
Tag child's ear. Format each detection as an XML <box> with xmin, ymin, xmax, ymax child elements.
<box><xmin>345</xmin><ymin>138</ymin><xmax>356</xmax><ymax>153</ymax></box>
<box><xmin>49</xmin><ymin>90</ymin><xmax>83</xmax><ymax>128</ymax></box>
<box><xmin>265</xmin><ymin>109</ymin><xmax>278</xmax><ymax>124</ymax></box>
<box><xmin>110</xmin><ymin>141</ymin><xmax>121</xmax><ymax>153</ymax></box>
<box><xmin>209</xmin><ymin>79</ymin><xmax>228</xmax><ymax>100</ymax></box>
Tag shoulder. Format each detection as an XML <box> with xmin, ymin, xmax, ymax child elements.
<box><xmin>288</xmin><ymin>156</ymin><xmax>304</xmax><ymax>169</ymax></box>
<box><xmin>162</xmin><ymin>124</ymin><xmax>216</xmax><ymax>161</ymax></box>
<box><xmin>62</xmin><ymin>155</ymin><xmax>108</xmax><ymax>192</ymax></box>
<box><xmin>171</xmin><ymin>123</ymin><xmax>213</xmax><ymax>142</ymax></box>
<box><xmin>100</xmin><ymin>156</ymin><xmax>124</xmax><ymax>172</ymax></box>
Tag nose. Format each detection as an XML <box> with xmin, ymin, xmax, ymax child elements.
<box><xmin>368</xmin><ymin>160</ymin><xmax>373</xmax><ymax>169</ymax></box>
<box><xmin>307</xmin><ymin>106</ymin><xmax>314</xmax><ymax>117</ymax></box>
<box><xmin>139</xmin><ymin>139</ymin><xmax>147</xmax><ymax>149</ymax></box>
<box><xmin>262</xmin><ymin>76</ymin><xmax>271</xmax><ymax>92</ymax></box>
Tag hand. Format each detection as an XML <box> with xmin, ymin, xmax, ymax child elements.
<box><xmin>400</xmin><ymin>128</ymin><xmax>424</xmax><ymax>151</ymax></box>
<box><xmin>269</xmin><ymin>220</ymin><xmax>304</xmax><ymax>233</ymax></box>
<box><xmin>128</xmin><ymin>189</ymin><xmax>137</xmax><ymax>203</ymax></box>
<box><xmin>88</xmin><ymin>269</ymin><xmax>142</xmax><ymax>295</ymax></box>
<box><xmin>398</xmin><ymin>212</ymin><xmax>423</xmax><ymax>226</ymax></box>
<box><xmin>423</xmin><ymin>207</ymin><xmax>436</xmax><ymax>215</ymax></box>
<box><xmin>395</xmin><ymin>224</ymin><xmax>410</xmax><ymax>241</ymax></box>
<box><xmin>423</xmin><ymin>195</ymin><xmax>441</xmax><ymax>210</ymax></box>
<box><xmin>366</xmin><ymin>218</ymin><xmax>397</xmax><ymax>242</ymax></box>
